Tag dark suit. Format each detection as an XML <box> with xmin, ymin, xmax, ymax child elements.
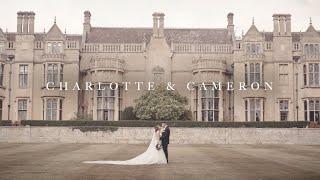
<box><xmin>160</xmin><ymin>126</ymin><xmax>170</xmax><ymax>163</ymax></box>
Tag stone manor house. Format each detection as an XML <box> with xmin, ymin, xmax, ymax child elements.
<box><xmin>0</xmin><ymin>11</ymin><xmax>319</xmax><ymax>122</ymax></box>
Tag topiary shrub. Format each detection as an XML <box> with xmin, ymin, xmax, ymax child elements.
<box><xmin>121</xmin><ymin>106</ymin><xmax>138</xmax><ymax>120</ymax></box>
<box><xmin>134</xmin><ymin>84</ymin><xmax>188</xmax><ymax>120</ymax></box>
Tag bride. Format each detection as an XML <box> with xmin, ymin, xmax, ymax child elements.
<box><xmin>83</xmin><ymin>125</ymin><xmax>167</xmax><ymax>165</ymax></box>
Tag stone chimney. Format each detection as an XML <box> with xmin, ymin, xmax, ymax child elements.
<box><xmin>84</xmin><ymin>11</ymin><xmax>91</xmax><ymax>25</ymax></box>
<box><xmin>17</xmin><ymin>12</ymin><xmax>23</xmax><ymax>33</ymax></box>
<box><xmin>82</xmin><ymin>11</ymin><xmax>91</xmax><ymax>44</ymax></box>
<box><xmin>273</xmin><ymin>14</ymin><xmax>291</xmax><ymax>36</ymax></box>
<box><xmin>158</xmin><ymin>13</ymin><xmax>165</xmax><ymax>38</ymax></box>
<box><xmin>152</xmin><ymin>12</ymin><xmax>165</xmax><ymax>38</ymax></box>
<box><xmin>227</xmin><ymin>13</ymin><xmax>234</xmax><ymax>36</ymax></box>
<box><xmin>17</xmin><ymin>11</ymin><xmax>35</xmax><ymax>34</ymax></box>
<box><xmin>152</xmin><ymin>12</ymin><xmax>159</xmax><ymax>37</ymax></box>
<box><xmin>29</xmin><ymin>12</ymin><xmax>35</xmax><ymax>33</ymax></box>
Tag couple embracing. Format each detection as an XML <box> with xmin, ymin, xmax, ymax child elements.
<box><xmin>84</xmin><ymin>122</ymin><xmax>170</xmax><ymax>165</ymax></box>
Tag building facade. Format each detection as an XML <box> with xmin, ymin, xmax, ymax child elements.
<box><xmin>0</xmin><ymin>11</ymin><xmax>319</xmax><ymax>122</ymax></box>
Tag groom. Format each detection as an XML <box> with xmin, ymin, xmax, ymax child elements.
<box><xmin>160</xmin><ymin>122</ymin><xmax>170</xmax><ymax>163</ymax></box>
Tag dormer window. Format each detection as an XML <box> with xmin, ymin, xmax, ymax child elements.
<box><xmin>47</xmin><ymin>42</ymin><xmax>63</xmax><ymax>54</ymax></box>
<box><xmin>0</xmin><ymin>42</ymin><xmax>4</xmax><ymax>53</ymax></box>
<box><xmin>246</xmin><ymin>43</ymin><xmax>263</xmax><ymax>55</ymax></box>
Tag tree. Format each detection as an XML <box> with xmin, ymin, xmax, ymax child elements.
<box><xmin>134</xmin><ymin>84</ymin><xmax>188</xmax><ymax>120</ymax></box>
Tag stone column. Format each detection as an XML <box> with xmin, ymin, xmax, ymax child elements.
<box><xmin>197</xmin><ymin>86</ymin><xmax>201</xmax><ymax>121</ymax></box>
<box><xmin>92</xmin><ymin>84</ymin><xmax>97</xmax><ymax>120</ymax></box>
<box><xmin>219</xmin><ymin>86</ymin><xmax>224</xmax><ymax>122</ymax></box>
<box><xmin>114</xmin><ymin>85</ymin><xmax>119</xmax><ymax>121</ymax></box>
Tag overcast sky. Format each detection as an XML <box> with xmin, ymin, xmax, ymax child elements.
<box><xmin>0</xmin><ymin>0</ymin><xmax>319</xmax><ymax>37</ymax></box>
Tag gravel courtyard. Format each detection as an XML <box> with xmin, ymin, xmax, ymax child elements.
<box><xmin>0</xmin><ymin>143</ymin><xmax>319</xmax><ymax>180</ymax></box>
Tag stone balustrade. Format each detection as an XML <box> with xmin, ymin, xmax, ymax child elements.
<box><xmin>42</xmin><ymin>53</ymin><xmax>65</xmax><ymax>60</ymax></box>
<box><xmin>89</xmin><ymin>58</ymin><xmax>125</xmax><ymax>72</ymax></box>
<box><xmin>192</xmin><ymin>59</ymin><xmax>227</xmax><ymax>72</ymax></box>
<box><xmin>302</xmin><ymin>54</ymin><xmax>320</xmax><ymax>61</ymax></box>
<box><xmin>244</xmin><ymin>54</ymin><xmax>265</xmax><ymax>60</ymax></box>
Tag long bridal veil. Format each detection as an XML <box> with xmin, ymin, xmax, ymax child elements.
<box><xmin>83</xmin><ymin>132</ymin><xmax>167</xmax><ymax>165</ymax></box>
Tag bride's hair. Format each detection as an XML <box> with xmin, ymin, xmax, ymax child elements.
<box><xmin>154</xmin><ymin>125</ymin><xmax>161</xmax><ymax>132</ymax></box>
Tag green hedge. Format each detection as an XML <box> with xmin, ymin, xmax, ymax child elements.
<box><xmin>0</xmin><ymin>120</ymin><xmax>310</xmax><ymax>128</ymax></box>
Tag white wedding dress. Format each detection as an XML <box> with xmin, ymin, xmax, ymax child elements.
<box><xmin>83</xmin><ymin>130</ymin><xmax>167</xmax><ymax>165</ymax></box>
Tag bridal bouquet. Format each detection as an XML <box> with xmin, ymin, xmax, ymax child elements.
<box><xmin>156</xmin><ymin>143</ymin><xmax>162</xmax><ymax>150</ymax></box>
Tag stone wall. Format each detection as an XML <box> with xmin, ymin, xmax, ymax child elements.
<box><xmin>1</xmin><ymin>126</ymin><xmax>320</xmax><ymax>144</ymax></box>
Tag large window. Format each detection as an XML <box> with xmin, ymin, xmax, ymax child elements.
<box><xmin>200</xmin><ymin>87</ymin><xmax>219</xmax><ymax>122</ymax></box>
<box><xmin>245</xmin><ymin>63</ymin><xmax>263</xmax><ymax>85</ymax></box>
<box><xmin>18</xmin><ymin>99</ymin><xmax>27</xmax><ymax>120</ymax></box>
<box><xmin>19</xmin><ymin>65</ymin><xmax>28</xmax><ymax>88</ymax></box>
<box><xmin>97</xmin><ymin>84</ymin><xmax>115</xmax><ymax>121</ymax></box>
<box><xmin>245</xmin><ymin>98</ymin><xmax>263</xmax><ymax>121</ymax></box>
<box><xmin>46</xmin><ymin>98</ymin><xmax>63</xmax><ymax>120</ymax></box>
<box><xmin>305</xmin><ymin>63</ymin><xmax>320</xmax><ymax>87</ymax></box>
<box><xmin>0</xmin><ymin>64</ymin><xmax>4</xmax><ymax>86</ymax></box>
<box><xmin>279</xmin><ymin>100</ymin><xmax>289</xmax><ymax>121</ymax></box>
<box><xmin>46</xmin><ymin>64</ymin><xmax>64</xmax><ymax>85</ymax></box>
<box><xmin>304</xmin><ymin>99</ymin><xmax>320</xmax><ymax>122</ymax></box>
<box><xmin>47</xmin><ymin>42</ymin><xmax>63</xmax><ymax>54</ymax></box>
<box><xmin>246</xmin><ymin>43</ymin><xmax>263</xmax><ymax>55</ymax></box>
<box><xmin>304</xmin><ymin>44</ymin><xmax>320</xmax><ymax>55</ymax></box>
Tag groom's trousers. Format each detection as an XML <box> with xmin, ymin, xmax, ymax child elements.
<box><xmin>163</xmin><ymin>145</ymin><xmax>168</xmax><ymax>163</ymax></box>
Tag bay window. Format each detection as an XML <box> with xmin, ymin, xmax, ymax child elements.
<box><xmin>246</xmin><ymin>43</ymin><xmax>263</xmax><ymax>54</ymax></box>
<box><xmin>45</xmin><ymin>98</ymin><xmax>63</xmax><ymax>120</ymax></box>
<box><xmin>304</xmin><ymin>44</ymin><xmax>320</xmax><ymax>56</ymax></box>
<box><xmin>200</xmin><ymin>86</ymin><xmax>219</xmax><ymax>122</ymax></box>
<box><xmin>304</xmin><ymin>99</ymin><xmax>320</xmax><ymax>122</ymax></box>
<box><xmin>245</xmin><ymin>98</ymin><xmax>264</xmax><ymax>121</ymax></box>
<box><xmin>97</xmin><ymin>84</ymin><xmax>116</xmax><ymax>121</ymax></box>
<box><xmin>47</xmin><ymin>42</ymin><xmax>63</xmax><ymax>54</ymax></box>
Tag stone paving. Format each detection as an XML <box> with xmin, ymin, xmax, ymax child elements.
<box><xmin>0</xmin><ymin>143</ymin><xmax>320</xmax><ymax>180</ymax></box>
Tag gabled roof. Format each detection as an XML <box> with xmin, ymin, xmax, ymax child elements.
<box><xmin>86</xmin><ymin>27</ymin><xmax>232</xmax><ymax>44</ymax></box>
<box><xmin>46</xmin><ymin>23</ymin><xmax>65</xmax><ymax>40</ymax></box>
<box><xmin>243</xmin><ymin>24</ymin><xmax>264</xmax><ymax>41</ymax></box>
<box><xmin>306</xmin><ymin>24</ymin><xmax>317</xmax><ymax>33</ymax></box>
<box><xmin>301</xmin><ymin>24</ymin><xmax>320</xmax><ymax>42</ymax></box>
